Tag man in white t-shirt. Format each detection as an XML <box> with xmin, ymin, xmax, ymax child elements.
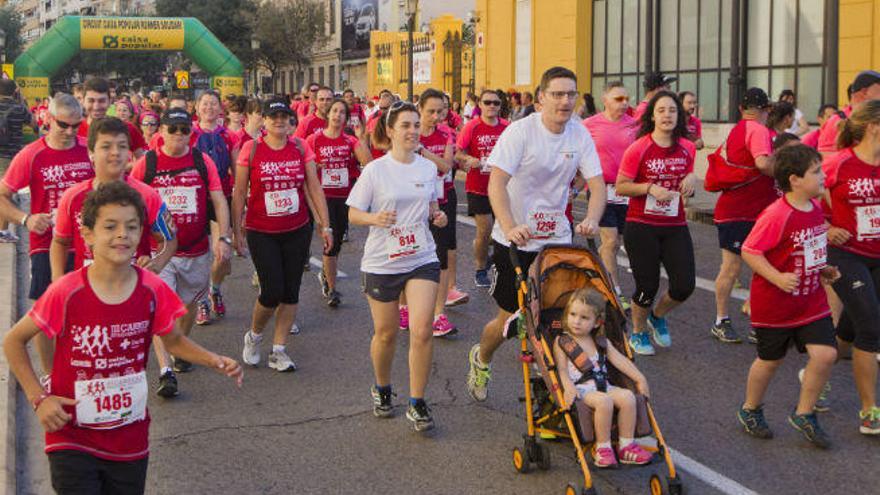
<box><xmin>466</xmin><ymin>66</ymin><xmax>606</xmax><ymax>402</ymax></box>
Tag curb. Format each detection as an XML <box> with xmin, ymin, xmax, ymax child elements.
<box><xmin>0</xmin><ymin>240</ymin><xmax>19</xmax><ymax>495</ymax></box>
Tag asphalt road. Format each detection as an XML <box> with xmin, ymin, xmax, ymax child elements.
<box><xmin>15</xmin><ymin>180</ymin><xmax>879</xmax><ymax>495</ymax></box>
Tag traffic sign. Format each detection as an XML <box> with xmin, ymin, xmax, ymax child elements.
<box><xmin>175</xmin><ymin>70</ymin><xmax>190</xmax><ymax>89</ymax></box>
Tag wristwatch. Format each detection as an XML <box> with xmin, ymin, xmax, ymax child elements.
<box><xmin>219</xmin><ymin>236</ymin><xmax>233</xmax><ymax>246</ymax></box>
<box><xmin>322</xmin><ymin>227</ymin><xmax>333</xmax><ymax>233</ymax></box>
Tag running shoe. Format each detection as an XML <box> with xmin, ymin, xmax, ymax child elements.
<box><xmin>156</xmin><ymin>370</ymin><xmax>179</xmax><ymax>398</ymax></box>
<box><xmin>242</xmin><ymin>331</ymin><xmax>262</xmax><ymax>366</ymax></box>
<box><xmin>268</xmin><ymin>349</ymin><xmax>297</xmax><ymax>372</ymax></box>
<box><xmin>195</xmin><ymin>299</ymin><xmax>212</xmax><ymax>325</ymax></box>
<box><xmin>0</xmin><ymin>230</ymin><xmax>18</xmax><ymax>243</ymax></box>
<box><xmin>318</xmin><ymin>271</ymin><xmax>331</xmax><ymax>298</ymax></box>
<box><xmin>445</xmin><ymin>288</ymin><xmax>470</xmax><ymax>307</ymax></box>
<box><xmin>737</xmin><ymin>405</ymin><xmax>774</xmax><ymax>439</ymax></box>
<box><xmin>629</xmin><ymin>332</ymin><xmax>655</xmax><ymax>356</ymax></box>
<box><xmin>327</xmin><ymin>290</ymin><xmax>341</xmax><ymax>308</ymax></box>
<box><xmin>172</xmin><ymin>357</ymin><xmax>193</xmax><ymax>373</ymax></box>
<box><xmin>711</xmin><ymin>318</ymin><xmax>742</xmax><ymax>344</ymax></box>
<box><xmin>474</xmin><ymin>269</ymin><xmax>491</xmax><ymax>288</ymax></box>
<box><xmin>593</xmin><ymin>447</ymin><xmax>618</xmax><ymax>468</ymax></box>
<box><xmin>370</xmin><ymin>385</ymin><xmax>395</xmax><ymax>418</ymax></box>
<box><xmin>289</xmin><ymin>323</ymin><xmax>301</xmax><ymax>335</ymax></box>
<box><xmin>617</xmin><ymin>443</ymin><xmax>653</xmax><ymax>465</ymax></box>
<box><xmin>399</xmin><ymin>306</ymin><xmax>409</xmax><ymax>331</ymax></box>
<box><xmin>798</xmin><ymin>368</ymin><xmax>831</xmax><ymax>412</ymax></box>
<box><xmin>432</xmin><ymin>314</ymin><xmax>457</xmax><ymax>337</ymax></box>
<box><xmin>859</xmin><ymin>407</ymin><xmax>880</xmax><ymax>435</ymax></box>
<box><xmin>788</xmin><ymin>412</ymin><xmax>832</xmax><ymax>449</ymax></box>
<box><xmin>467</xmin><ymin>344</ymin><xmax>491</xmax><ymax>401</ymax></box>
<box><xmin>617</xmin><ymin>294</ymin><xmax>632</xmax><ymax>311</ymax></box>
<box><xmin>648</xmin><ymin>313</ymin><xmax>671</xmax><ymax>347</ymax></box>
<box><xmin>406</xmin><ymin>401</ymin><xmax>435</xmax><ymax>432</ymax></box>
<box><xmin>747</xmin><ymin>328</ymin><xmax>758</xmax><ymax>344</ymax></box>
<box><xmin>210</xmin><ymin>290</ymin><xmax>226</xmax><ymax>319</ymax></box>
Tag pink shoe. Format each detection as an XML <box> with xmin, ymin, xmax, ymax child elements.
<box><xmin>445</xmin><ymin>287</ymin><xmax>470</xmax><ymax>307</ymax></box>
<box><xmin>399</xmin><ymin>306</ymin><xmax>409</xmax><ymax>331</ymax></box>
<box><xmin>617</xmin><ymin>443</ymin><xmax>653</xmax><ymax>465</ymax></box>
<box><xmin>593</xmin><ymin>446</ymin><xmax>618</xmax><ymax>468</ymax></box>
<box><xmin>432</xmin><ymin>314</ymin><xmax>458</xmax><ymax>337</ymax></box>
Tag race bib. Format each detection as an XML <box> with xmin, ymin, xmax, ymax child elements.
<box><xmin>803</xmin><ymin>234</ymin><xmax>827</xmax><ymax>272</ymax></box>
<box><xmin>480</xmin><ymin>156</ymin><xmax>492</xmax><ymax>174</ymax></box>
<box><xmin>321</xmin><ymin>168</ymin><xmax>349</xmax><ymax>188</ymax></box>
<box><xmin>158</xmin><ymin>186</ymin><xmax>198</xmax><ymax>215</ymax></box>
<box><xmin>528</xmin><ymin>210</ymin><xmax>564</xmax><ymax>240</ymax></box>
<box><xmin>606</xmin><ymin>184</ymin><xmax>629</xmax><ymax>205</ymax></box>
<box><xmin>443</xmin><ymin>170</ymin><xmax>454</xmax><ymax>184</ymax></box>
<box><xmin>855</xmin><ymin>205</ymin><xmax>880</xmax><ymax>240</ymax></box>
<box><xmin>264</xmin><ymin>188</ymin><xmax>299</xmax><ymax>216</ymax></box>
<box><xmin>645</xmin><ymin>192</ymin><xmax>680</xmax><ymax>217</ymax></box>
<box><xmin>386</xmin><ymin>223</ymin><xmax>429</xmax><ymax>260</ymax></box>
<box><xmin>74</xmin><ymin>372</ymin><xmax>147</xmax><ymax>429</ymax></box>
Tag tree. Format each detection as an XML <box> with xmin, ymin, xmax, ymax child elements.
<box><xmin>0</xmin><ymin>6</ymin><xmax>25</xmax><ymax>63</ymax></box>
<box><xmin>252</xmin><ymin>0</ymin><xmax>328</xmax><ymax>90</ymax></box>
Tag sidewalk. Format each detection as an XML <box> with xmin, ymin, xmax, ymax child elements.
<box><xmin>0</xmin><ymin>237</ymin><xmax>19</xmax><ymax>495</ymax></box>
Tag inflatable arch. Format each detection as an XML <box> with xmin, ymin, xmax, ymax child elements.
<box><xmin>14</xmin><ymin>16</ymin><xmax>244</xmax><ymax>103</ymax></box>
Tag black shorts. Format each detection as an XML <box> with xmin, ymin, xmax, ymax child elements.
<box><xmin>49</xmin><ymin>450</ymin><xmax>148</xmax><ymax>495</ymax></box>
<box><xmin>325</xmin><ymin>197</ymin><xmax>349</xmax><ymax>257</ymax></box>
<box><xmin>247</xmin><ymin>226</ymin><xmax>311</xmax><ymax>307</ymax></box>
<box><xmin>828</xmin><ymin>247</ymin><xmax>880</xmax><ymax>353</ymax></box>
<box><xmin>467</xmin><ymin>192</ymin><xmax>493</xmax><ymax>216</ymax></box>
<box><xmin>29</xmin><ymin>252</ymin><xmax>74</xmax><ymax>300</ymax></box>
<box><xmin>430</xmin><ymin>188</ymin><xmax>458</xmax><ymax>269</ymax></box>
<box><xmin>599</xmin><ymin>203</ymin><xmax>628</xmax><ymax>231</ymax></box>
<box><xmin>716</xmin><ymin>221</ymin><xmax>755</xmax><ymax>255</ymax></box>
<box><xmin>362</xmin><ymin>262</ymin><xmax>441</xmax><ymax>302</ymax></box>
<box><xmin>490</xmin><ymin>240</ymin><xmax>539</xmax><ymax>313</ymax></box>
<box><xmin>755</xmin><ymin>317</ymin><xmax>837</xmax><ymax>361</ymax></box>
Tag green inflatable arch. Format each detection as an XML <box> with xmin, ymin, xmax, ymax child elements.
<box><xmin>14</xmin><ymin>16</ymin><xmax>243</xmax><ymax>103</ymax></box>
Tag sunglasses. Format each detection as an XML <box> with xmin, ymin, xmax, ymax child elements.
<box><xmin>612</xmin><ymin>96</ymin><xmax>630</xmax><ymax>102</ymax></box>
<box><xmin>481</xmin><ymin>100</ymin><xmax>502</xmax><ymax>106</ymax></box>
<box><xmin>141</xmin><ymin>121</ymin><xmax>159</xmax><ymax>127</ymax></box>
<box><xmin>166</xmin><ymin>124</ymin><xmax>191</xmax><ymax>135</ymax></box>
<box><xmin>55</xmin><ymin>119</ymin><xmax>82</xmax><ymax>130</ymax></box>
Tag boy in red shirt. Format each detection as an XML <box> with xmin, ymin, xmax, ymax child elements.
<box><xmin>3</xmin><ymin>181</ymin><xmax>242</xmax><ymax>494</ymax></box>
<box><xmin>737</xmin><ymin>144</ymin><xmax>840</xmax><ymax>449</ymax></box>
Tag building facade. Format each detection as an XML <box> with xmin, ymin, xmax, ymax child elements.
<box><xmin>8</xmin><ymin>0</ymin><xmax>155</xmax><ymax>46</ymax></box>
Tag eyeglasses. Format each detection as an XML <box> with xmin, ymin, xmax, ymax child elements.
<box><xmin>546</xmin><ymin>91</ymin><xmax>579</xmax><ymax>101</ymax></box>
<box><xmin>141</xmin><ymin>122</ymin><xmax>159</xmax><ymax>128</ymax></box>
<box><xmin>481</xmin><ymin>100</ymin><xmax>502</xmax><ymax>106</ymax></box>
<box><xmin>55</xmin><ymin>119</ymin><xmax>82</xmax><ymax>130</ymax></box>
<box><xmin>612</xmin><ymin>96</ymin><xmax>630</xmax><ymax>103</ymax></box>
<box><xmin>167</xmin><ymin>124</ymin><xmax>191</xmax><ymax>135</ymax></box>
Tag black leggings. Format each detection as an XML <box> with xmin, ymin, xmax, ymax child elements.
<box><xmin>623</xmin><ymin>222</ymin><xmax>696</xmax><ymax>307</ymax></box>
<box><xmin>828</xmin><ymin>247</ymin><xmax>880</xmax><ymax>353</ymax></box>
<box><xmin>325</xmin><ymin>197</ymin><xmax>348</xmax><ymax>257</ymax></box>
<box><xmin>430</xmin><ymin>187</ymin><xmax>458</xmax><ymax>270</ymax></box>
<box><xmin>247</xmin><ymin>227</ymin><xmax>311</xmax><ymax>307</ymax></box>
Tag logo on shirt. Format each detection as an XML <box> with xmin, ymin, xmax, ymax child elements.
<box><xmin>849</xmin><ymin>178</ymin><xmax>878</xmax><ymax>199</ymax></box>
<box><xmin>71</xmin><ymin>324</ymin><xmax>113</xmax><ymax>358</ymax></box>
<box><xmin>42</xmin><ymin>165</ymin><xmax>67</xmax><ymax>183</ymax></box>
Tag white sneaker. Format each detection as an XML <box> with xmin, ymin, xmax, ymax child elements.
<box><xmin>290</xmin><ymin>323</ymin><xmax>301</xmax><ymax>335</ymax></box>
<box><xmin>268</xmin><ymin>349</ymin><xmax>297</xmax><ymax>372</ymax></box>
<box><xmin>242</xmin><ymin>331</ymin><xmax>261</xmax><ymax>366</ymax></box>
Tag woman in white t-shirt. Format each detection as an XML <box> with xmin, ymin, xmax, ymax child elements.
<box><xmin>347</xmin><ymin>101</ymin><xmax>448</xmax><ymax>433</ymax></box>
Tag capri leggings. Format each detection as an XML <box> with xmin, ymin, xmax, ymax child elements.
<box><xmin>430</xmin><ymin>187</ymin><xmax>458</xmax><ymax>270</ymax></box>
<box><xmin>828</xmin><ymin>247</ymin><xmax>880</xmax><ymax>353</ymax></box>
<box><xmin>325</xmin><ymin>197</ymin><xmax>349</xmax><ymax>257</ymax></box>
<box><xmin>623</xmin><ymin>222</ymin><xmax>696</xmax><ymax>308</ymax></box>
<box><xmin>247</xmin><ymin>226</ymin><xmax>311</xmax><ymax>307</ymax></box>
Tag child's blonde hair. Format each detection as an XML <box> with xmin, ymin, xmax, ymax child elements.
<box><xmin>561</xmin><ymin>287</ymin><xmax>607</xmax><ymax>336</ymax></box>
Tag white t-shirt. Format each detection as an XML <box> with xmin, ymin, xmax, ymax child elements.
<box><xmin>786</xmin><ymin>108</ymin><xmax>804</xmax><ymax>134</ymax></box>
<box><xmin>487</xmin><ymin>113</ymin><xmax>603</xmax><ymax>252</ymax></box>
<box><xmin>347</xmin><ymin>153</ymin><xmax>441</xmax><ymax>274</ymax></box>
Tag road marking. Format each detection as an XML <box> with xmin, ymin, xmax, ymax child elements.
<box><xmin>309</xmin><ymin>256</ymin><xmax>348</xmax><ymax>279</ymax></box>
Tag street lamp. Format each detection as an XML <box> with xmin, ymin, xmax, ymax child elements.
<box><xmin>250</xmin><ymin>36</ymin><xmax>260</xmax><ymax>95</ymax></box>
<box><xmin>467</xmin><ymin>11</ymin><xmax>479</xmax><ymax>98</ymax></box>
<box><xmin>405</xmin><ymin>0</ymin><xmax>418</xmax><ymax>102</ymax></box>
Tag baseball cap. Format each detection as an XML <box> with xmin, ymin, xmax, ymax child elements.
<box><xmin>262</xmin><ymin>97</ymin><xmax>294</xmax><ymax>117</ymax></box>
<box><xmin>850</xmin><ymin>70</ymin><xmax>880</xmax><ymax>93</ymax></box>
<box><xmin>742</xmin><ymin>87</ymin><xmax>771</xmax><ymax>109</ymax></box>
<box><xmin>643</xmin><ymin>72</ymin><xmax>677</xmax><ymax>91</ymax></box>
<box><xmin>161</xmin><ymin>108</ymin><xmax>191</xmax><ymax>126</ymax></box>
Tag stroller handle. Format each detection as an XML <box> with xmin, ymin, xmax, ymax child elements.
<box><xmin>509</xmin><ymin>244</ymin><xmax>523</xmax><ymax>272</ymax></box>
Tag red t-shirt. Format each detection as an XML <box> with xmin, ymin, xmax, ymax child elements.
<box><xmin>618</xmin><ymin>135</ymin><xmax>695</xmax><ymax>227</ymax></box>
<box><xmin>632</xmin><ymin>100</ymin><xmax>649</xmax><ymax>121</ymax></box>
<box><xmin>238</xmin><ymin>137</ymin><xmax>316</xmax><ymax>233</ymax></box>
<box><xmin>294</xmin><ymin>114</ymin><xmax>328</xmax><ymax>139</ymax></box>
<box><xmin>29</xmin><ymin>266</ymin><xmax>186</xmax><ymax>461</ymax></box>
<box><xmin>802</xmin><ymin>129</ymin><xmax>820</xmax><ymax>149</ymax></box>
<box><xmin>0</xmin><ymin>137</ymin><xmax>93</xmax><ymax>254</ymax></box>
<box><xmin>583</xmin><ymin>113</ymin><xmax>638</xmax><ymax>184</ymax></box>
<box><xmin>347</xmin><ymin>104</ymin><xmax>367</xmax><ymax>130</ymax></box>
<box><xmin>742</xmin><ymin>197</ymin><xmax>831</xmax><ymax>328</ymax></box>
<box><xmin>438</xmin><ymin>124</ymin><xmax>458</xmax><ymax>193</ymax></box>
<box><xmin>817</xmin><ymin>106</ymin><xmax>852</xmax><ymax>154</ymax></box>
<box><xmin>714</xmin><ymin>119</ymin><xmax>778</xmax><ymax>223</ymax></box>
<box><xmin>78</xmin><ymin>120</ymin><xmax>148</xmax><ymax>154</ymax></box>
<box><xmin>420</xmin><ymin>128</ymin><xmax>454</xmax><ymax>203</ymax></box>
<box><xmin>446</xmin><ymin>110</ymin><xmax>463</xmax><ymax>130</ymax></box>
<box><xmin>686</xmin><ymin>115</ymin><xmax>703</xmax><ymax>141</ymax></box>
<box><xmin>457</xmin><ymin>118</ymin><xmax>508</xmax><ymax>196</ymax></box>
<box><xmin>54</xmin><ymin>176</ymin><xmax>171</xmax><ymax>269</ymax></box>
<box><xmin>130</xmin><ymin>150</ymin><xmax>222</xmax><ymax>257</ymax></box>
<box><xmin>305</xmin><ymin>132</ymin><xmax>361</xmax><ymax>198</ymax></box>
<box><xmin>824</xmin><ymin>148</ymin><xmax>880</xmax><ymax>258</ymax></box>
<box><xmin>366</xmin><ymin>111</ymin><xmax>383</xmax><ymax>134</ymax></box>
<box><xmin>296</xmin><ymin>101</ymin><xmax>316</xmax><ymax>121</ymax></box>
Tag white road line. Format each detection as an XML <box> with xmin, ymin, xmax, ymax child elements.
<box><xmin>455</xmin><ymin>215</ymin><xmax>760</xmax><ymax>495</ymax></box>
<box><xmin>309</xmin><ymin>256</ymin><xmax>348</xmax><ymax>279</ymax></box>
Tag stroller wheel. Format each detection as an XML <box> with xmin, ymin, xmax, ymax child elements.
<box><xmin>649</xmin><ymin>474</ymin><xmax>669</xmax><ymax>495</ymax></box>
<box><xmin>535</xmin><ymin>442</ymin><xmax>552</xmax><ymax>471</ymax></box>
<box><xmin>512</xmin><ymin>447</ymin><xmax>531</xmax><ymax>473</ymax></box>
<box><xmin>564</xmin><ymin>484</ymin><xmax>597</xmax><ymax>495</ymax></box>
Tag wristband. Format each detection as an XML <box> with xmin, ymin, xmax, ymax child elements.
<box><xmin>322</xmin><ymin>227</ymin><xmax>333</xmax><ymax>233</ymax></box>
<box><xmin>20</xmin><ymin>214</ymin><xmax>29</xmax><ymax>227</ymax></box>
<box><xmin>219</xmin><ymin>236</ymin><xmax>232</xmax><ymax>246</ymax></box>
<box><xmin>32</xmin><ymin>392</ymin><xmax>50</xmax><ymax>411</ymax></box>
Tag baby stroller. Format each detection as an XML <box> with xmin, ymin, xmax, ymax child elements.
<box><xmin>508</xmin><ymin>244</ymin><xmax>682</xmax><ymax>495</ymax></box>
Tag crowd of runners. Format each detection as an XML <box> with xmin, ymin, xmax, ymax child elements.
<box><xmin>0</xmin><ymin>66</ymin><xmax>879</xmax><ymax>493</ymax></box>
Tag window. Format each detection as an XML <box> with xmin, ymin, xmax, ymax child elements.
<box><xmin>591</xmin><ymin>0</ymin><xmax>646</xmax><ymax>110</ymax></box>
<box><xmin>329</xmin><ymin>65</ymin><xmax>336</xmax><ymax>90</ymax></box>
<box><xmin>309</xmin><ymin>68</ymin><xmax>315</xmax><ymax>85</ymax></box>
<box><xmin>515</xmin><ymin>0</ymin><xmax>532</xmax><ymax>86</ymax></box>
<box><xmin>319</xmin><ymin>66</ymin><xmax>325</xmax><ymax>85</ymax></box>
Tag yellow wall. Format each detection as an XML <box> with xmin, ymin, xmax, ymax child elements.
<box><xmin>838</xmin><ymin>0</ymin><xmax>880</xmax><ymax>105</ymax></box>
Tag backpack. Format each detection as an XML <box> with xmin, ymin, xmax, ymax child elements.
<box><xmin>703</xmin><ymin>145</ymin><xmax>763</xmax><ymax>192</ymax></box>
<box><xmin>246</xmin><ymin>136</ymin><xmax>307</xmax><ymax>169</ymax></box>
<box><xmin>195</xmin><ymin>128</ymin><xmax>232</xmax><ymax>181</ymax></box>
<box><xmin>143</xmin><ymin>148</ymin><xmax>216</xmax><ymax>225</ymax></box>
<box><xmin>0</xmin><ymin>104</ymin><xmax>19</xmax><ymax>147</ymax></box>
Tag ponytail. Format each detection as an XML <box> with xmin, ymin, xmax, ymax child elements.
<box><xmin>836</xmin><ymin>100</ymin><xmax>880</xmax><ymax>149</ymax></box>
<box><xmin>837</xmin><ymin>119</ymin><xmax>859</xmax><ymax>149</ymax></box>
<box><xmin>371</xmin><ymin>109</ymin><xmax>391</xmax><ymax>150</ymax></box>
